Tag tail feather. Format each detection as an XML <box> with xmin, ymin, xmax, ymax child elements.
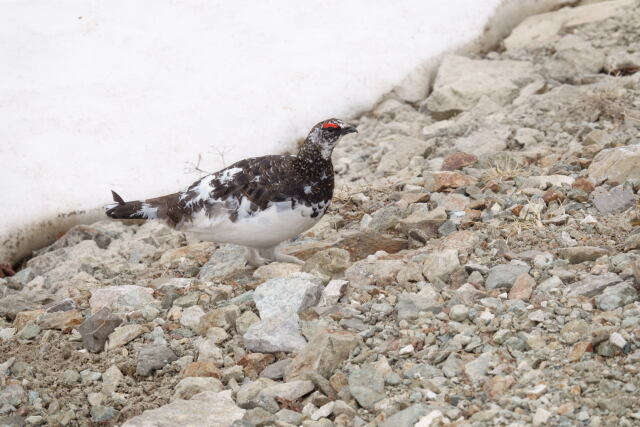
<box><xmin>111</xmin><ymin>190</ymin><xmax>126</xmax><ymax>205</ymax></box>
<box><xmin>105</xmin><ymin>191</ymin><xmax>149</xmax><ymax>220</ymax></box>
<box><xmin>105</xmin><ymin>190</ymin><xmax>184</xmax><ymax>225</ymax></box>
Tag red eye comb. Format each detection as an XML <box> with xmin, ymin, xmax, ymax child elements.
<box><xmin>322</xmin><ymin>122</ymin><xmax>340</xmax><ymax>129</ymax></box>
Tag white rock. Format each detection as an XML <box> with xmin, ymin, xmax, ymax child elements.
<box><xmin>243</xmin><ymin>312</ymin><xmax>307</xmax><ymax>353</ymax></box>
<box><xmin>454</xmin><ymin>128</ymin><xmax>510</xmax><ymax>157</ymax></box>
<box><xmin>122</xmin><ymin>390</ymin><xmax>244</xmax><ymax>426</ymax></box>
<box><xmin>87</xmin><ymin>392</ymin><xmax>104</xmax><ymax>407</ymax></box>
<box><xmin>528</xmin><ymin>310</ymin><xmax>546</xmax><ymax>323</ymax></box>
<box><xmin>196</xmin><ymin>338</ymin><xmax>224</xmax><ymax>366</ymax></box>
<box><xmin>102</xmin><ymin>365</ymin><xmax>123</xmax><ymax>395</ymax></box>
<box><xmin>252</xmin><ymin>262</ymin><xmax>302</xmax><ymax>281</ymax></box>
<box><xmin>167</xmin><ymin>306</ymin><xmax>182</xmax><ymax>321</ymax></box>
<box><xmin>105</xmin><ymin>324</ymin><xmax>147</xmax><ymax>351</ymax></box>
<box><xmin>234</xmin><ymin>311</ymin><xmax>260</xmax><ymax>336</ymax></box>
<box><xmin>609</xmin><ymin>332</ymin><xmax>627</xmax><ymax>349</ymax></box>
<box><xmin>399</xmin><ymin>345</ymin><xmax>414</xmax><ymax>355</ymax></box>
<box><xmin>375</xmin><ymin>136</ymin><xmax>433</xmax><ymax>176</ymax></box>
<box><xmin>89</xmin><ymin>285</ymin><xmax>156</xmax><ymax>314</ymax></box>
<box><xmin>311</xmin><ymin>402</ymin><xmax>335</xmax><ymax>421</ymax></box>
<box><xmin>422</xmin><ymin>249</ymin><xmax>460</xmax><ymax>284</ymax></box>
<box><xmin>521</xmin><ymin>175</ymin><xmax>575</xmax><ymax>189</ymax></box>
<box><xmin>252</xmin><ymin>273</ymin><xmax>323</xmax><ymax>319</ymax></box>
<box><xmin>505</xmin><ymin>0</ymin><xmax>637</xmax><ymax>51</ymax></box>
<box><xmin>527</xmin><ymin>384</ymin><xmax>547</xmax><ymax>398</ymax></box>
<box><xmin>533</xmin><ymin>407</ymin><xmax>552</xmax><ymax>425</ymax></box>
<box><xmin>0</xmin><ymin>328</ymin><xmax>16</xmax><ymax>340</ymax></box>
<box><xmin>205</xmin><ymin>327</ymin><xmax>230</xmax><ymax>344</ymax></box>
<box><xmin>424</xmin><ymin>55</ymin><xmax>537</xmax><ymax>117</ymax></box>
<box><xmin>415</xmin><ymin>410</ymin><xmax>448</xmax><ymax>427</ymax></box>
<box><xmin>0</xmin><ymin>357</ymin><xmax>16</xmax><ymax>378</ymax></box>
<box><xmin>588</xmin><ymin>145</ymin><xmax>640</xmax><ymax>185</ymax></box>
<box><xmin>262</xmin><ymin>380</ymin><xmax>315</xmax><ymax>401</ymax></box>
<box><xmin>319</xmin><ymin>280</ymin><xmax>348</xmax><ymax>306</ymax></box>
<box><xmin>180</xmin><ymin>305</ymin><xmax>205</xmax><ymax>329</ymax></box>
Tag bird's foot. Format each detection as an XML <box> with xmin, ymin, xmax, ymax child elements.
<box><xmin>254</xmin><ymin>246</ymin><xmax>305</xmax><ymax>265</ymax></box>
<box><xmin>273</xmin><ymin>252</ymin><xmax>305</xmax><ymax>265</ymax></box>
<box><xmin>246</xmin><ymin>248</ymin><xmax>268</xmax><ymax>267</ymax></box>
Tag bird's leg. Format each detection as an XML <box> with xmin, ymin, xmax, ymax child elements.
<box><xmin>257</xmin><ymin>247</ymin><xmax>277</xmax><ymax>262</ymax></box>
<box><xmin>260</xmin><ymin>246</ymin><xmax>305</xmax><ymax>265</ymax></box>
<box><xmin>245</xmin><ymin>247</ymin><xmax>268</xmax><ymax>267</ymax></box>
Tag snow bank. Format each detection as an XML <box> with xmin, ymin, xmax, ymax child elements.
<box><xmin>0</xmin><ymin>0</ymin><xmax>569</xmax><ymax>263</ymax></box>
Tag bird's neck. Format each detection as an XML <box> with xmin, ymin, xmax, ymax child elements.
<box><xmin>295</xmin><ymin>142</ymin><xmax>335</xmax><ymax>185</ymax></box>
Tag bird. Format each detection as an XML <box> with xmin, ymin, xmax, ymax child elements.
<box><xmin>106</xmin><ymin>118</ymin><xmax>357</xmax><ymax>266</ymax></box>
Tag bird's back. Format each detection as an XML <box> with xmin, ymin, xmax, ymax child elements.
<box><xmin>107</xmin><ymin>153</ymin><xmax>333</xmax><ymax>247</ymax></box>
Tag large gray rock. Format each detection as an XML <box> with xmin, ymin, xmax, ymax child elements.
<box><xmin>380</xmin><ymin>404</ymin><xmax>430</xmax><ymax>427</ymax></box>
<box><xmin>423</xmin><ymin>55</ymin><xmax>537</xmax><ymax>118</ymax></box>
<box><xmin>464</xmin><ymin>352</ymin><xmax>496</xmax><ymax>384</ymax></box>
<box><xmin>588</xmin><ymin>144</ymin><xmax>640</xmax><ymax>185</ymax></box>
<box><xmin>593</xmin><ymin>185</ymin><xmax>636</xmax><ymax>215</ymax></box>
<box><xmin>78</xmin><ymin>308</ymin><xmax>123</xmax><ymax>353</ymax></box>
<box><xmin>172</xmin><ymin>377</ymin><xmax>223</xmax><ymax>401</ymax></box>
<box><xmin>0</xmin><ymin>294</ymin><xmax>40</xmax><ymax>321</ymax></box>
<box><xmin>375</xmin><ymin>136</ymin><xmax>433</xmax><ymax>176</ymax></box>
<box><xmin>504</xmin><ymin>0</ymin><xmax>636</xmax><ymax>51</ymax></box>
<box><xmin>398</xmin><ymin>205</ymin><xmax>447</xmax><ymax>238</ymax></box>
<box><xmin>136</xmin><ymin>344</ymin><xmax>177</xmax><ymax>376</ymax></box>
<box><xmin>568</xmin><ymin>273</ymin><xmax>623</xmax><ymax>297</ymax></box>
<box><xmin>253</xmin><ymin>262</ymin><xmax>302</xmax><ymax>281</ymax></box>
<box><xmin>236</xmin><ymin>378</ymin><xmax>276</xmax><ymax>409</ymax></box>
<box><xmin>198</xmin><ymin>244</ymin><xmax>247</xmax><ymax>280</ymax></box>
<box><xmin>365</xmin><ymin>205</ymin><xmax>404</xmax><ymax>233</ymax></box>
<box><xmin>544</xmin><ymin>35</ymin><xmax>605</xmax><ymax>83</ymax></box>
<box><xmin>89</xmin><ymin>285</ymin><xmax>157</xmax><ymax>314</ymax></box>
<box><xmin>396</xmin><ymin>287</ymin><xmax>443</xmax><ymax>320</ymax></box>
<box><xmin>485</xmin><ymin>264</ymin><xmax>530</xmax><ymax>290</ymax></box>
<box><xmin>285</xmin><ymin>329</ymin><xmax>360</xmax><ymax>381</ymax></box>
<box><xmin>595</xmin><ymin>282</ymin><xmax>638</xmax><ymax>310</ymax></box>
<box><xmin>0</xmin><ymin>383</ymin><xmax>26</xmax><ymax>407</ymax></box>
<box><xmin>422</xmin><ymin>249</ymin><xmax>460</xmax><ymax>284</ymax></box>
<box><xmin>261</xmin><ymin>380</ymin><xmax>315</xmax><ymax>401</ymax></box>
<box><xmin>344</xmin><ymin>259</ymin><xmax>404</xmax><ymax>287</ymax></box>
<box><xmin>235</xmin><ymin>311</ymin><xmax>260</xmax><ymax>336</ymax></box>
<box><xmin>243</xmin><ymin>313</ymin><xmax>307</xmax><ymax>353</ymax></box>
<box><xmin>453</xmin><ymin>128</ymin><xmax>510</xmax><ymax>158</ymax></box>
<box><xmin>348</xmin><ymin>364</ymin><xmax>385</xmax><ymax>410</ymax></box>
<box><xmin>105</xmin><ymin>324</ymin><xmax>147</xmax><ymax>351</ymax></box>
<box><xmin>252</xmin><ymin>274</ymin><xmax>323</xmax><ymax>319</ymax></box>
<box><xmin>123</xmin><ymin>391</ymin><xmax>244</xmax><ymax>426</ymax></box>
<box><xmin>557</xmin><ymin>246</ymin><xmax>609</xmax><ymax>264</ymax></box>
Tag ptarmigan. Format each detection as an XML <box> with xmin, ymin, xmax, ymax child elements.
<box><xmin>106</xmin><ymin>118</ymin><xmax>357</xmax><ymax>266</ymax></box>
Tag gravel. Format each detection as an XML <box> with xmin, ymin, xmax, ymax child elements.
<box><xmin>1</xmin><ymin>1</ymin><xmax>640</xmax><ymax>425</ymax></box>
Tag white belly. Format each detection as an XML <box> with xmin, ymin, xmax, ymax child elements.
<box><xmin>179</xmin><ymin>199</ymin><xmax>324</xmax><ymax>248</ymax></box>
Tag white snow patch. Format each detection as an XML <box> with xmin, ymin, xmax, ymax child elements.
<box><xmin>0</xmin><ymin>0</ymin><xmax>526</xmax><ymax>261</ymax></box>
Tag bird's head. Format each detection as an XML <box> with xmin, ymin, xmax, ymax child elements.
<box><xmin>303</xmin><ymin>118</ymin><xmax>358</xmax><ymax>160</ymax></box>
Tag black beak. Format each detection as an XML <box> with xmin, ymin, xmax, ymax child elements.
<box><xmin>341</xmin><ymin>124</ymin><xmax>358</xmax><ymax>135</ymax></box>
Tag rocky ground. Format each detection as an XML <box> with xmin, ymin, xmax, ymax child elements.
<box><xmin>2</xmin><ymin>1</ymin><xmax>640</xmax><ymax>426</ymax></box>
